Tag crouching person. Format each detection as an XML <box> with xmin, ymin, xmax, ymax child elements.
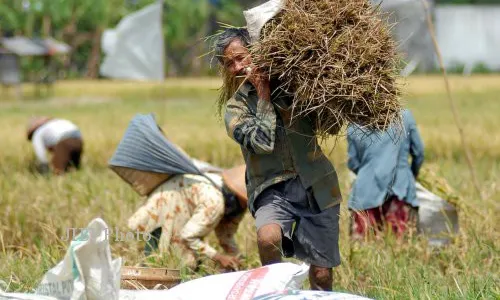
<box><xmin>27</xmin><ymin>116</ymin><xmax>83</xmax><ymax>175</ymax></box>
<box><xmin>127</xmin><ymin>165</ymin><xmax>247</xmax><ymax>271</ymax></box>
<box><xmin>347</xmin><ymin>109</ymin><xmax>424</xmax><ymax>240</ymax></box>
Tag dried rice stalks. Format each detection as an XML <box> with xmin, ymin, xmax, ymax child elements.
<box><xmin>417</xmin><ymin>165</ymin><xmax>486</xmax><ymax>219</ymax></box>
<box><xmin>418</xmin><ymin>165</ymin><xmax>461</xmax><ymax>209</ymax></box>
<box><xmin>249</xmin><ymin>0</ymin><xmax>403</xmax><ymax>136</ymax></box>
<box><xmin>216</xmin><ymin>66</ymin><xmax>246</xmax><ymax>119</ymax></box>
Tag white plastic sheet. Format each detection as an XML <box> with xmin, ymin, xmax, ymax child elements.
<box><xmin>0</xmin><ymin>291</ymin><xmax>59</xmax><ymax>300</ymax></box>
<box><xmin>0</xmin><ymin>54</ymin><xmax>21</xmax><ymax>84</ymax></box>
<box><xmin>371</xmin><ymin>0</ymin><xmax>436</xmax><ymax>74</ymax></box>
<box><xmin>253</xmin><ymin>290</ymin><xmax>372</xmax><ymax>299</ymax></box>
<box><xmin>35</xmin><ymin>218</ymin><xmax>122</xmax><ymax>300</ymax></box>
<box><xmin>100</xmin><ymin>1</ymin><xmax>165</xmax><ymax>81</ymax></box>
<box><xmin>118</xmin><ymin>264</ymin><xmax>372</xmax><ymax>300</ymax></box>
<box><xmin>435</xmin><ymin>5</ymin><xmax>500</xmax><ymax>71</ymax></box>
<box><xmin>416</xmin><ymin>183</ymin><xmax>459</xmax><ymax>247</ymax></box>
<box><xmin>120</xmin><ymin>263</ymin><xmax>309</xmax><ymax>300</ymax></box>
<box><xmin>101</xmin><ymin>30</ymin><xmax>118</xmax><ymax>57</ymax></box>
<box><xmin>0</xmin><ymin>218</ymin><xmax>122</xmax><ymax>300</ymax></box>
<box><xmin>243</xmin><ymin>0</ymin><xmax>285</xmax><ymax>43</ymax></box>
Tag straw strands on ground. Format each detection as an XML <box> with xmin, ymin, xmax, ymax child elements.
<box><xmin>250</xmin><ymin>0</ymin><xmax>404</xmax><ymax>136</ymax></box>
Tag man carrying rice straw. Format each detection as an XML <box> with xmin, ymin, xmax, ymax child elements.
<box><xmin>213</xmin><ymin>0</ymin><xmax>402</xmax><ymax>289</ymax></box>
<box><xmin>214</xmin><ymin>26</ymin><xmax>343</xmax><ymax>290</ymax></box>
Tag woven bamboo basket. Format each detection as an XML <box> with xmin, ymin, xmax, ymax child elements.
<box><xmin>110</xmin><ymin>166</ymin><xmax>171</xmax><ymax>196</ymax></box>
<box><xmin>121</xmin><ymin>266</ymin><xmax>181</xmax><ymax>290</ymax></box>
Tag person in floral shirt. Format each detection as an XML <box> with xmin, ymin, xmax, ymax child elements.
<box><xmin>128</xmin><ymin>165</ymin><xmax>247</xmax><ymax>271</ymax></box>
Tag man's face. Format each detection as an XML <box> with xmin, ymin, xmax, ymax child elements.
<box><xmin>222</xmin><ymin>39</ymin><xmax>251</xmax><ymax>77</ymax></box>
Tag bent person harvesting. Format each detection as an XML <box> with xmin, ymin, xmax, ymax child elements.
<box><xmin>127</xmin><ymin>167</ymin><xmax>246</xmax><ymax>271</ymax></box>
<box><xmin>27</xmin><ymin>116</ymin><xmax>83</xmax><ymax>175</ymax></box>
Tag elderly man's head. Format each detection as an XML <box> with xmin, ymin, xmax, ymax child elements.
<box><xmin>215</xmin><ymin>28</ymin><xmax>252</xmax><ymax>78</ymax></box>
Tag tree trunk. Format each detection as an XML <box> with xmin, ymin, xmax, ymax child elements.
<box><xmin>42</xmin><ymin>15</ymin><xmax>52</xmax><ymax>37</ymax></box>
<box><xmin>25</xmin><ymin>11</ymin><xmax>35</xmax><ymax>36</ymax></box>
<box><xmin>86</xmin><ymin>28</ymin><xmax>103</xmax><ymax>79</ymax></box>
<box><xmin>61</xmin><ymin>15</ymin><xmax>78</xmax><ymax>73</ymax></box>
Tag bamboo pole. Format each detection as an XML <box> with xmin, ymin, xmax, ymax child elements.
<box><xmin>420</xmin><ymin>0</ymin><xmax>483</xmax><ymax>200</ymax></box>
<box><xmin>160</xmin><ymin>0</ymin><xmax>166</xmax><ymax>81</ymax></box>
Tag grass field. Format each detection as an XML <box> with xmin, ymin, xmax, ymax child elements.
<box><xmin>0</xmin><ymin>75</ymin><xmax>499</xmax><ymax>299</ymax></box>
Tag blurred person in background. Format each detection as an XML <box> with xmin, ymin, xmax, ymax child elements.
<box><xmin>27</xmin><ymin>116</ymin><xmax>83</xmax><ymax>175</ymax></box>
<box><xmin>347</xmin><ymin>109</ymin><xmax>425</xmax><ymax>240</ymax></box>
<box><xmin>127</xmin><ymin>164</ymin><xmax>248</xmax><ymax>272</ymax></box>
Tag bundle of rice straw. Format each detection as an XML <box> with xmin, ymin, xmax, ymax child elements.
<box><xmin>417</xmin><ymin>165</ymin><xmax>461</xmax><ymax>209</ymax></box>
<box><xmin>249</xmin><ymin>0</ymin><xmax>403</xmax><ymax>136</ymax></box>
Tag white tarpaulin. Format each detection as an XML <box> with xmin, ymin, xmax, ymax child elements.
<box><xmin>371</xmin><ymin>0</ymin><xmax>436</xmax><ymax>74</ymax></box>
<box><xmin>0</xmin><ymin>218</ymin><xmax>121</xmax><ymax>300</ymax></box>
<box><xmin>243</xmin><ymin>0</ymin><xmax>285</xmax><ymax>43</ymax></box>
<box><xmin>0</xmin><ymin>53</ymin><xmax>21</xmax><ymax>84</ymax></box>
<box><xmin>100</xmin><ymin>1</ymin><xmax>165</xmax><ymax>81</ymax></box>
<box><xmin>435</xmin><ymin>5</ymin><xmax>500</xmax><ymax>72</ymax></box>
<box><xmin>416</xmin><ymin>182</ymin><xmax>459</xmax><ymax>247</ymax></box>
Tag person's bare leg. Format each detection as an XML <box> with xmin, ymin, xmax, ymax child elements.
<box><xmin>309</xmin><ymin>265</ymin><xmax>333</xmax><ymax>291</ymax></box>
<box><xmin>257</xmin><ymin>223</ymin><xmax>282</xmax><ymax>265</ymax></box>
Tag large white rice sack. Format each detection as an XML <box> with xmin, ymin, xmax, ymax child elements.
<box><xmin>119</xmin><ymin>262</ymin><xmax>309</xmax><ymax>300</ymax></box>
<box><xmin>253</xmin><ymin>290</ymin><xmax>372</xmax><ymax>299</ymax></box>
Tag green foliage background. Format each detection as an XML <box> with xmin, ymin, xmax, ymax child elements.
<box><xmin>0</xmin><ymin>0</ymin><xmax>498</xmax><ymax>78</ymax></box>
<box><xmin>0</xmin><ymin>0</ymin><xmax>248</xmax><ymax>78</ymax></box>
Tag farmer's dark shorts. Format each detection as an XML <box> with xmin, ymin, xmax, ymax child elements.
<box><xmin>254</xmin><ymin>177</ymin><xmax>341</xmax><ymax>268</ymax></box>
